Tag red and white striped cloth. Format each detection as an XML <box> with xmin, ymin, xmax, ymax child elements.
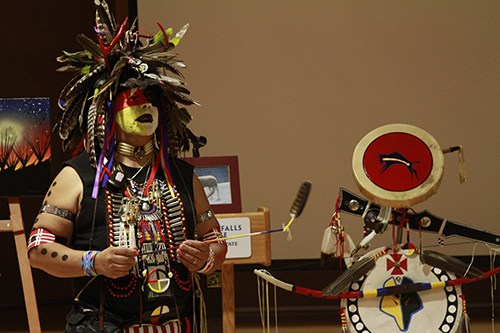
<box><xmin>27</xmin><ymin>228</ymin><xmax>56</xmax><ymax>251</ymax></box>
<box><xmin>124</xmin><ymin>320</ymin><xmax>180</xmax><ymax>333</ymax></box>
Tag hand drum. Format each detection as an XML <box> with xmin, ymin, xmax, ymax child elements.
<box><xmin>352</xmin><ymin>124</ymin><xmax>444</xmax><ymax>208</ymax></box>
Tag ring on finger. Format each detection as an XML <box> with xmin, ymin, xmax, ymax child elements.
<box><xmin>192</xmin><ymin>257</ymin><xmax>198</xmax><ymax>265</ymax></box>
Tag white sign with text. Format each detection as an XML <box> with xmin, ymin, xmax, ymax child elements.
<box><xmin>218</xmin><ymin>217</ymin><xmax>252</xmax><ymax>258</ymax></box>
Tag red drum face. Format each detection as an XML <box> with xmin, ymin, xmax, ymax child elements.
<box><xmin>362</xmin><ymin>132</ymin><xmax>433</xmax><ymax>192</ymax></box>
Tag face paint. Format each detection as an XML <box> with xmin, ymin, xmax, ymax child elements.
<box><xmin>115</xmin><ymin>89</ymin><xmax>159</xmax><ymax>137</ymax></box>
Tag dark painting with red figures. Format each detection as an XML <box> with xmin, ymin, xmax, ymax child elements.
<box><xmin>0</xmin><ymin>98</ymin><xmax>51</xmax><ymax>196</ymax></box>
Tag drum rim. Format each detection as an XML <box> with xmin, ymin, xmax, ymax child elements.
<box><xmin>352</xmin><ymin>123</ymin><xmax>444</xmax><ymax>208</ymax></box>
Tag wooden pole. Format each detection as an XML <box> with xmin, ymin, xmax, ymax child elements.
<box><xmin>222</xmin><ymin>263</ymin><xmax>236</xmax><ymax>333</ymax></box>
<box><xmin>7</xmin><ymin>197</ymin><xmax>42</xmax><ymax>333</ymax></box>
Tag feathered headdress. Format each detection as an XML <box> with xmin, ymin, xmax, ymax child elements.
<box><xmin>54</xmin><ymin>0</ymin><xmax>198</xmax><ymax>168</ymax></box>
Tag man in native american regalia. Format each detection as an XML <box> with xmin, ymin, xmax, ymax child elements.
<box><xmin>28</xmin><ymin>2</ymin><xmax>227</xmax><ymax>332</ymax></box>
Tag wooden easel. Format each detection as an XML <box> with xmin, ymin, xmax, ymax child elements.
<box><xmin>0</xmin><ymin>197</ymin><xmax>42</xmax><ymax>332</ymax></box>
<box><xmin>216</xmin><ymin>207</ymin><xmax>272</xmax><ymax>333</ymax></box>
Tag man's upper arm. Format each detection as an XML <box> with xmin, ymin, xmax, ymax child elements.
<box><xmin>32</xmin><ymin>166</ymin><xmax>83</xmax><ymax>241</ymax></box>
<box><xmin>192</xmin><ymin>173</ymin><xmax>221</xmax><ymax>237</ymax></box>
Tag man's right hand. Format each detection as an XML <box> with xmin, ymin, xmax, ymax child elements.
<box><xmin>94</xmin><ymin>246</ymin><xmax>139</xmax><ymax>279</ymax></box>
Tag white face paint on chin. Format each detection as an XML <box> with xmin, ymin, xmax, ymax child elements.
<box><xmin>116</xmin><ymin>104</ymin><xmax>159</xmax><ymax>138</ymax></box>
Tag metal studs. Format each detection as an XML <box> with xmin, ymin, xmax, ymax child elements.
<box><xmin>348</xmin><ymin>199</ymin><xmax>360</xmax><ymax>212</ymax></box>
<box><xmin>420</xmin><ymin>216</ymin><xmax>431</xmax><ymax>228</ymax></box>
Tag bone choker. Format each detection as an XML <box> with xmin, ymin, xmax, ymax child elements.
<box><xmin>115</xmin><ymin>140</ymin><xmax>154</xmax><ymax>160</ymax></box>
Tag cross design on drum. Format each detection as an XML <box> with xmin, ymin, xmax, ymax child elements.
<box><xmin>387</xmin><ymin>253</ymin><xmax>408</xmax><ymax>275</ymax></box>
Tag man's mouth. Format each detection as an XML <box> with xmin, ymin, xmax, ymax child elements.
<box><xmin>136</xmin><ymin>114</ymin><xmax>153</xmax><ymax>123</ymax></box>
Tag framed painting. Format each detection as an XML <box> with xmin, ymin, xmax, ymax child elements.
<box><xmin>0</xmin><ymin>97</ymin><xmax>51</xmax><ymax>197</ymax></box>
<box><xmin>184</xmin><ymin>156</ymin><xmax>242</xmax><ymax>214</ymax></box>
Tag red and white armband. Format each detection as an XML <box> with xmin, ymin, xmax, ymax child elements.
<box><xmin>27</xmin><ymin>228</ymin><xmax>56</xmax><ymax>252</ymax></box>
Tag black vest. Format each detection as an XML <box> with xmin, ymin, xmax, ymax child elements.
<box><xmin>65</xmin><ymin>151</ymin><xmax>197</xmax><ymax>325</ymax></box>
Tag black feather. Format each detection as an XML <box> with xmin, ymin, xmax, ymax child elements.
<box><xmin>322</xmin><ymin>256</ymin><xmax>375</xmax><ymax>296</ymax></box>
<box><xmin>76</xmin><ymin>34</ymin><xmax>104</xmax><ymax>59</ymax></box>
<box><xmin>422</xmin><ymin>250</ymin><xmax>483</xmax><ymax>279</ymax></box>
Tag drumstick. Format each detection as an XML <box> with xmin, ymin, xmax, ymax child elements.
<box><xmin>139</xmin><ymin>181</ymin><xmax>312</xmax><ymax>257</ymax></box>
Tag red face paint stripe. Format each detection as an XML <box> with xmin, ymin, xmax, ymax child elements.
<box><xmin>114</xmin><ymin>89</ymin><xmax>150</xmax><ymax>112</ymax></box>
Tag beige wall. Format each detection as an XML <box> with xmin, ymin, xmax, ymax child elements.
<box><xmin>138</xmin><ymin>1</ymin><xmax>500</xmax><ymax>259</ymax></box>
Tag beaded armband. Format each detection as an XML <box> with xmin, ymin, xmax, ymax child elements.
<box><xmin>81</xmin><ymin>250</ymin><xmax>100</xmax><ymax>276</ymax></box>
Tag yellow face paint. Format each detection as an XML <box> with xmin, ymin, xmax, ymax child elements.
<box><xmin>115</xmin><ymin>89</ymin><xmax>159</xmax><ymax>137</ymax></box>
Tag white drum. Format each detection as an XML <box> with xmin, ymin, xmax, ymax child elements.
<box><xmin>340</xmin><ymin>247</ymin><xmax>463</xmax><ymax>333</ymax></box>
